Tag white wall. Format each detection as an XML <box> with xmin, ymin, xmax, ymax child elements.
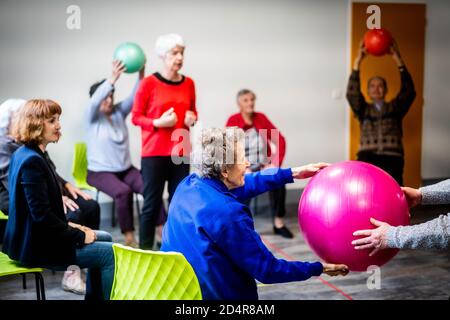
<box><xmin>0</xmin><ymin>0</ymin><xmax>448</xmax><ymax>199</ymax></box>
<box><xmin>422</xmin><ymin>0</ymin><xmax>450</xmax><ymax>179</ymax></box>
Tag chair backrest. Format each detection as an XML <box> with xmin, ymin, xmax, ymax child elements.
<box><xmin>0</xmin><ymin>210</ymin><xmax>8</xmax><ymax>220</ymax></box>
<box><xmin>71</xmin><ymin>142</ymin><xmax>95</xmax><ymax>191</ymax></box>
<box><xmin>110</xmin><ymin>243</ymin><xmax>202</xmax><ymax>300</ymax></box>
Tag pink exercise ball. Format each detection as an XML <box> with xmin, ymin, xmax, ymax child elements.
<box><xmin>298</xmin><ymin>161</ymin><xmax>409</xmax><ymax>272</ymax></box>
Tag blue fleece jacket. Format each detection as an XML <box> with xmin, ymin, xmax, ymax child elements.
<box><xmin>161</xmin><ymin>168</ymin><xmax>323</xmax><ymax>300</ymax></box>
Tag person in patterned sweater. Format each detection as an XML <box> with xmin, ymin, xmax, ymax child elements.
<box><xmin>346</xmin><ymin>39</ymin><xmax>416</xmax><ymax>186</ymax></box>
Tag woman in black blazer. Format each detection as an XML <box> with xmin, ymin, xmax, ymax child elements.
<box><xmin>2</xmin><ymin>99</ymin><xmax>114</xmax><ymax>300</ymax></box>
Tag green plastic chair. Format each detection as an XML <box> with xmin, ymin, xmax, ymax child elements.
<box><xmin>0</xmin><ymin>209</ymin><xmax>8</xmax><ymax>220</ymax></box>
<box><xmin>72</xmin><ymin>142</ymin><xmax>96</xmax><ymax>192</ymax></box>
<box><xmin>110</xmin><ymin>243</ymin><xmax>202</xmax><ymax>300</ymax></box>
<box><xmin>0</xmin><ymin>252</ymin><xmax>46</xmax><ymax>300</ymax></box>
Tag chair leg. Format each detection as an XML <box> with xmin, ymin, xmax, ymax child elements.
<box><xmin>34</xmin><ymin>273</ymin><xmax>46</xmax><ymax>300</ymax></box>
<box><xmin>22</xmin><ymin>274</ymin><xmax>27</xmax><ymax>289</ymax></box>
<box><xmin>34</xmin><ymin>273</ymin><xmax>40</xmax><ymax>300</ymax></box>
<box><xmin>38</xmin><ymin>273</ymin><xmax>46</xmax><ymax>300</ymax></box>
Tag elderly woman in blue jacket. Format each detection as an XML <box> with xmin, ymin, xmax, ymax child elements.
<box><xmin>161</xmin><ymin>127</ymin><xmax>349</xmax><ymax>300</ymax></box>
<box><xmin>2</xmin><ymin>99</ymin><xmax>114</xmax><ymax>300</ymax></box>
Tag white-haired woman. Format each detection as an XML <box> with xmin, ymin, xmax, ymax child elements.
<box><xmin>132</xmin><ymin>33</ymin><xmax>197</xmax><ymax>249</ymax></box>
<box><xmin>161</xmin><ymin>128</ymin><xmax>348</xmax><ymax>300</ymax></box>
<box><xmin>0</xmin><ymin>99</ymin><xmax>26</xmax><ymax>213</ymax></box>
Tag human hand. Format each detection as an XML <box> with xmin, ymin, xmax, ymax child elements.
<box><xmin>109</xmin><ymin>60</ymin><xmax>126</xmax><ymax>85</ymax></box>
<box><xmin>401</xmin><ymin>187</ymin><xmax>422</xmax><ymax>208</ymax></box>
<box><xmin>62</xmin><ymin>196</ymin><xmax>79</xmax><ymax>214</ymax></box>
<box><xmin>184</xmin><ymin>110</ymin><xmax>197</xmax><ymax>127</ymax></box>
<box><xmin>65</xmin><ymin>183</ymin><xmax>92</xmax><ymax>200</ymax></box>
<box><xmin>322</xmin><ymin>263</ymin><xmax>349</xmax><ymax>276</ymax></box>
<box><xmin>153</xmin><ymin>107</ymin><xmax>178</xmax><ymax>128</ymax></box>
<box><xmin>291</xmin><ymin>162</ymin><xmax>329</xmax><ymax>179</ymax></box>
<box><xmin>352</xmin><ymin>218</ymin><xmax>391</xmax><ymax>256</ymax></box>
<box><xmin>83</xmin><ymin>228</ymin><xmax>97</xmax><ymax>244</ymax></box>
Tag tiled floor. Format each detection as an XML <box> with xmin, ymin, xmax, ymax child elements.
<box><xmin>1</xmin><ymin>198</ymin><xmax>449</xmax><ymax>300</ymax></box>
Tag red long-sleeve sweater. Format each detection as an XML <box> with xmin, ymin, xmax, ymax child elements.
<box><xmin>225</xmin><ymin>112</ymin><xmax>286</xmax><ymax>166</ymax></box>
<box><xmin>132</xmin><ymin>73</ymin><xmax>197</xmax><ymax>157</ymax></box>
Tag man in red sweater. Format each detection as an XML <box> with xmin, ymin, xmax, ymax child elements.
<box><xmin>226</xmin><ymin>89</ymin><xmax>293</xmax><ymax>238</ymax></box>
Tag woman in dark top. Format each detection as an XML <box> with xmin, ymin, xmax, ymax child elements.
<box><xmin>2</xmin><ymin>99</ymin><xmax>114</xmax><ymax>300</ymax></box>
<box><xmin>0</xmin><ymin>98</ymin><xmax>101</xmax><ymax>294</ymax></box>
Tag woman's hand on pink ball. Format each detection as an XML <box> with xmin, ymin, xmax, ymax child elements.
<box><xmin>352</xmin><ymin>218</ymin><xmax>391</xmax><ymax>256</ymax></box>
<box><xmin>291</xmin><ymin>162</ymin><xmax>329</xmax><ymax>179</ymax></box>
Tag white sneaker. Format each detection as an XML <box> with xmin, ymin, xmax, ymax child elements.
<box><xmin>61</xmin><ymin>267</ymin><xmax>86</xmax><ymax>295</ymax></box>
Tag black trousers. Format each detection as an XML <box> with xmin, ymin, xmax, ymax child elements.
<box><xmin>140</xmin><ymin>156</ymin><xmax>190</xmax><ymax>249</ymax></box>
<box><xmin>243</xmin><ymin>185</ymin><xmax>287</xmax><ymax>220</ymax></box>
<box><xmin>66</xmin><ymin>197</ymin><xmax>101</xmax><ymax>230</ymax></box>
<box><xmin>357</xmin><ymin>151</ymin><xmax>404</xmax><ymax>186</ymax></box>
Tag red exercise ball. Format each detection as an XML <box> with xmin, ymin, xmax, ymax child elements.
<box><xmin>363</xmin><ymin>28</ymin><xmax>393</xmax><ymax>56</ymax></box>
<box><xmin>298</xmin><ymin>161</ymin><xmax>410</xmax><ymax>272</ymax></box>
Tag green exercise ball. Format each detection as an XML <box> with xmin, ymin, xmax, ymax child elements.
<box><xmin>113</xmin><ymin>42</ymin><xmax>146</xmax><ymax>73</ymax></box>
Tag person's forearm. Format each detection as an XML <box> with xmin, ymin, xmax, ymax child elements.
<box><xmin>353</xmin><ymin>59</ymin><xmax>361</xmax><ymax>71</ymax></box>
<box><xmin>394</xmin><ymin>56</ymin><xmax>405</xmax><ymax>68</ymax></box>
<box><xmin>87</xmin><ymin>81</ymin><xmax>114</xmax><ymax>121</ymax></box>
<box><xmin>420</xmin><ymin>179</ymin><xmax>450</xmax><ymax>205</ymax></box>
<box><xmin>231</xmin><ymin>168</ymin><xmax>293</xmax><ymax>201</ymax></box>
<box><xmin>386</xmin><ymin>214</ymin><xmax>450</xmax><ymax>250</ymax></box>
<box><xmin>118</xmin><ymin>78</ymin><xmax>141</xmax><ymax>116</ymax></box>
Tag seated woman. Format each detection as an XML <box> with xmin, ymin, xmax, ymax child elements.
<box><xmin>85</xmin><ymin>60</ymin><xmax>145</xmax><ymax>247</ymax></box>
<box><xmin>226</xmin><ymin>89</ymin><xmax>292</xmax><ymax>238</ymax></box>
<box><xmin>161</xmin><ymin>127</ymin><xmax>349</xmax><ymax>300</ymax></box>
<box><xmin>2</xmin><ymin>99</ymin><xmax>114</xmax><ymax>300</ymax></box>
<box><xmin>0</xmin><ymin>99</ymin><xmax>26</xmax><ymax>214</ymax></box>
<box><xmin>0</xmin><ymin>98</ymin><xmax>101</xmax><ymax>294</ymax></box>
<box><xmin>352</xmin><ymin>179</ymin><xmax>450</xmax><ymax>254</ymax></box>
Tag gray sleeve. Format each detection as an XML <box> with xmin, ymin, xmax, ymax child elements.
<box><xmin>419</xmin><ymin>179</ymin><xmax>450</xmax><ymax>205</ymax></box>
<box><xmin>386</xmin><ymin>213</ymin><xmax>450</xmax><ymax>250</ymax></box>
<box><xmin>86</xmin><ymin>80</ymin><xmax>114</xmax><ymax>123</ymax></box>
<box><xmin>116</xmin><ymin>79</ymin><xmax>140</xmax><ymax>118</ymax></box>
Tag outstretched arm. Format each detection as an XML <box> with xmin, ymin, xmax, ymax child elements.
<box><xmin>390</xmin><ymin>40</ymin><xmax>416</xmax><ymax>118</ymax></box>
<box><xmin>232</xmin><ymin>163</ymin><xmax>329</xmax><ymax>201</ymax></box>
<box><xmin>86</xmin><ymin>60</ymin><xmax>125</xmax><ymax>122</ymax></box>
<box><xmin>346</xmin><ymin>40</ymin><xmax>368</xmax><ymax>117</ymax></box>
<box><xmin>117</xmin><ymin>65</ymin><xmax>146</xmax><ymax>117</ymax></box>
<box><xmin>353</xmin><ymin>214</ymin><xmax>450</xmax><ymax>253</ymax></box>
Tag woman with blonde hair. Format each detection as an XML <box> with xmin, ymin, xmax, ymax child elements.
<box><xmin>2</xmin><ymin>99</ymin><xmax>114</xmax><ymax>300</ymax></box>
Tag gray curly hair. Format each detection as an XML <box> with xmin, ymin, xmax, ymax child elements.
<box><xmin>192</xmin><ymin>127</ymin><xmax>245</xmax><ymax>180</ymax></box>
